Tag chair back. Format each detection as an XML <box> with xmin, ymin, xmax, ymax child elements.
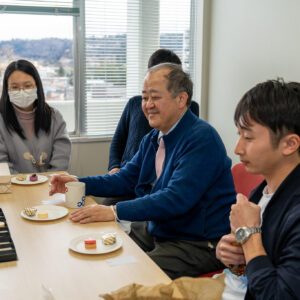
<box><xmin>196</xmin><ymin>163</ymin><xmax>264</xmax><ymax>278</ymax></box>
<box><xmin>231</xmin><ymin>163</ymin><xmax>264</xmax><ymax>198</ymax></box>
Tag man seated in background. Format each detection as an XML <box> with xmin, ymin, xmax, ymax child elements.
<box><xmin>104</xmin><ymin>48</ymin><xmax>199</xmax><ymax>206</ymax></box>
<box><xmin>217</xmin><ymin>79</ymin><xmax>300</xmax><ymax>299</ymax></box>
<box><xmin>50</xmin><ymin>63</ymin><xmax>236</xmax><ymax>279</ymax></box>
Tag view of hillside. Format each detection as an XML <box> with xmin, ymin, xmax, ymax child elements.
<box><xmin>0</xmin><ymin>38</ymin><xmax>72</xmax><ymax>61</ymax></box>
<box><xmin>0</xmin><ymin>33</ymin><xmax>187</xmax><ymax>102</ymax></box>
<box><xmin>0</xmin><ymin>38</ymin><xmax>74</xmax><ymax>101</ymax></box>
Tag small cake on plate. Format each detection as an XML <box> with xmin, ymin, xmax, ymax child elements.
<box><xmin>84</xmin><ymin>239</ymin><xmax>97</xmax><ymax>249</ymax></box>
<box><xmin>102</xmin><ymin>233</ymin><xmax>116</xmax><ymax>245</ymax></box>
<box><xmin>37</xmin><ymin>212</ymin><xmax>48</xmax><ymax>219</ymax></box>
<box><xmin>16</xmin><ymin>174</ymin><xmax>26</xmax><ymax>181</ymax></box>
<box><xmin>29</xmin><ymin>174</ymin><xmax>38</xmax><ymax>182</ymax></box>
<box><xmin>24</xmin><ymin>207</ymin><xmax>37</xmax><ymax>217</ymax></box>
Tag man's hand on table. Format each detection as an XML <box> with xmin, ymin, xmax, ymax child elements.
<box><xmin>216</xmin><ymin>234</ymin><xmax>246</xmax><ymax>266</ymax></box>
<box><xmin>49</xmin><ymin>174</ymin><xmax>78</xmax><ymax>195</ymax></box>
<box><xmin>69</xmin><ymin>204</ymin><xmax>115</xmax><ymax>224</ymax></box>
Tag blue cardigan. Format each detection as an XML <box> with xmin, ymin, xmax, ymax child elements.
<box><xmin>245</xmin><ymin>163</ymin><xmax>300</xmax><ymax>299</ymax></box>
<box><xmin>108</xmin><ymin>95</ymin><xmax>199</xmax><ymax>171</ymax></box>
<box><xmin>80</xmin><ymin>110</ymin><xmax>236</xmax><ymax>240</ymax></box>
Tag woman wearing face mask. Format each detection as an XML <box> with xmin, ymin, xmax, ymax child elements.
<box><xmin>0</xmin><ymin>59</ymin><xmax>71</xmax><ymax>174</ymax></box>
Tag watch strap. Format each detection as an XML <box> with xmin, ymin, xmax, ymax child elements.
<box><xmin>248</xmin><ymin>227</ymin><xmax>262</xmax><ymax>234</ymax></box>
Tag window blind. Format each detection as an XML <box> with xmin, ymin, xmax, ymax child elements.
<box><xmin>82</xmin><ymin>0</ymin><xmax>193</xmax><ymax>136</ymax></box>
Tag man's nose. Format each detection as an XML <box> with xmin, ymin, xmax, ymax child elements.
<box><xmin>146</xmin><ymin>98</ymin><xmax>155</xmax><ymax>108</ymax></box>
<box><xmin>234</xmin><ymin>137</ymin><xmax>244</xmax><ymax>155</ymax></box>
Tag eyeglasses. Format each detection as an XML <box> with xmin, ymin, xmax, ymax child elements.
<box><xmin>8</xmin><ymin>83</ymin><xmax>36</xmax><ymax>92</ymax></box>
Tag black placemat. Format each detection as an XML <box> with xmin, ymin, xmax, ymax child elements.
<box><xmin>0</xmin><ymin>208</ymin><xmax>18</xmax><ymax>262</ymax></box>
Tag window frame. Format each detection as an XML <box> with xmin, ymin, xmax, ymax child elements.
<box><xmin>0</xmin><ymin>0</ymin><xmax>204</xmax><ymax>140</ymax></box>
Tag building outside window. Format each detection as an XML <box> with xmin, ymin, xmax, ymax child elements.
<box><xmin>0</xmin><ymin>0</ymin><xmax>197</xmax><ymax>138</ymax></box>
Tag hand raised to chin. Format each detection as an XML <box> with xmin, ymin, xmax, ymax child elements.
<box><xmin>230</xmin><ymin>193</ymin><xmax>261</xmax><ymax>232</ymax></box>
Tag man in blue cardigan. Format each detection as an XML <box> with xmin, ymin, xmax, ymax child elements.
<box><xmin>216</xmin><ymin>79</ymin><xmax>300</xmax><ymax>299</ymax></box>
<box><xmin>50</xmin><ymin>63</ymin><xmax>236</xmax><ymax>279</ymax></box>
<box><xmin>105</xmin><ymin>49</ymin><xmax>199</xmax><ymax>205</ymax></box>
<box><xmin>108</xmin><ymin>49</ymin><xmax>199</xmax><ymax>176</ymax></box>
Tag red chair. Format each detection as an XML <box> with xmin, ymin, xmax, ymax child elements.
<box><xmin>196</xmin><ymin>164</ymin><xmax>264</xmax><ymax>278</ymax></box>
<box><xmin>231</xmin><ymin>163</ymin><xmax>264</xmax><ymax>198</ymax></box>
<box><xmin>197</xmin><ymin>269</ymin><xmax>224</xmax><ymax>278</ymax></box>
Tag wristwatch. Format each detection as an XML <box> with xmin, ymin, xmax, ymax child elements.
<box><xmin>235</xmin><ymin>227</ymin><xmax>261</xmax><ymax>245</ymax></box>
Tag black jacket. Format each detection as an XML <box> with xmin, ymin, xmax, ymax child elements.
<box><xmin>245</xmin><ymin>163</ymin><xmax>300</xmax><ymax>299</ymax></box>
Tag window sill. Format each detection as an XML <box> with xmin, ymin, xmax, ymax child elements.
<box><xmin>70</xmin><ymin>136</ymin><xmax>112</xmax><ymax>143</ymax></box>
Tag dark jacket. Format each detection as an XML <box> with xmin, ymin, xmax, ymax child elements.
<box><xmin>245</xmin><ymin>163</ymin><xmax>300</xmax><ymax>299</ymax></box>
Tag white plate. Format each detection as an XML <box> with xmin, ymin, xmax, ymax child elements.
<box><xmin>12</xmin><ymin>174</ymin><xmax>48</xmax><ymax>185</ymax></box>
<box><xmin>69</xmin><ymin>233</ymin><xmax>122</xmax><ymax>255</ymax></box>
<box><xmin>21</xmin><ymin>205</ymin><xmax>69</xmax><ymax>221</ymax></box>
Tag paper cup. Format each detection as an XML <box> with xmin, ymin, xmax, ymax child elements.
<box><xmin>65</xmin><ymin>182</ymin><xmax>86</xmax><ymax>208</ymax></box>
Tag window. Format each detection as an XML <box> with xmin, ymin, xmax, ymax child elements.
<box><xmin>82</xmin><ymin>0</ymin><xmax>195</xmax><ymax>136</ymax></box>
<box><xmin>0</xmin><ymin>0</ymin><xmax>78</xmax><ymax>133</ymax></box>
<box><xmin>0</xmin><ymin>0</ymin><xmax>198</xmax><ymax>138</ymax></box>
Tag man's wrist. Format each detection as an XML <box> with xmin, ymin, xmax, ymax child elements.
<box><xmin>110</xmin><ymin>205</ymin><xmax>120</xmax><ymax>222</ymax></box>
<box><xmin>241</xmin><ymin>233</ymin><xmax>266</xmax><ymax>264</ymax></box>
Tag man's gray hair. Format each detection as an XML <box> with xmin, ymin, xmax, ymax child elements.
<box><xmin>147</xmin><ymin>63</ymin><xmax>193</xmax><ymax>107</ymax></box>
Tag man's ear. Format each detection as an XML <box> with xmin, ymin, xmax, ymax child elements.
<box><xmin>281</xmin><ymin>134</ymin><xmax>300</xmax><ymax>156</ymax></box>
<box><xmin>178</xmin><ymin>91</ymin><xmax>188</xmax><ymax>109</ymax></box>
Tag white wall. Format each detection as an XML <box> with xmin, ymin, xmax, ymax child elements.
<box><xmin>207</xmin><ymin>0</ymin><xmax>300</xmax><ymax>165</ymax></box>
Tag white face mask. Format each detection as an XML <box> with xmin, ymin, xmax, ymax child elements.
<box><xmin>8</xmin><ymin>88</ymin><xmax>37</xmax><ymax>109</ymax></box>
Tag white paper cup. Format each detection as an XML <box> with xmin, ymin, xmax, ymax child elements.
<box><xmin>65</xmin><ymin>182</ymin><xmax>86</xmax><ymax>208</ymax></box>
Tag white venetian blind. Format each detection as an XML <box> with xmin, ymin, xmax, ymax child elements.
<box><xmin>82</xmin><ymin>0</ymin><xmax>193</xmax><ymax>136</ymax></box>
<box><xmin>160</xmin><ymin>0</ymin><xmax>192</xmax><ymax>73</ymax></box>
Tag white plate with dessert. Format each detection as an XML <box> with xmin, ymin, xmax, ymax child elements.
<box><xmin>69</xmin><ymin>232</ymin><xmax>122</xmax><ymax>255</ymax></box>
<box><xmin>21</xmin><ymin>205</ymin><xmax>69</xmax><ymax>221</ymax></box>
<box><xmin>12</xmin><ymin>174</ymin><xmax>48</xmax><ymax>185</ymax></box>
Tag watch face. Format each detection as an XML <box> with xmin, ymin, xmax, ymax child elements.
<box><xmin>235</xmin><ymin>227</ymin><xmax>249</xmax><ymax>244</ymax></box>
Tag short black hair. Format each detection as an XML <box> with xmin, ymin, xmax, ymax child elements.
<box><xmin>0</xmin><ymin>59</ymin><xmax>53</xmax><ymax>139</ymax></box>
<box><xmin>234</xmin><ymin>79</ymin><xmax>300</xmax><ymax>148</ymax></box>
<box><xmin>148</xmin><ymin>49</ymin><xmax>182</xmax><ymax>69</ymax></box>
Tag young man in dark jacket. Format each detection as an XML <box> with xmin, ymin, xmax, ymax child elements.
<box><xmin>217</xmin><ymin>79</ymin><xmax>300</xmax><ymax>299</ymax></box>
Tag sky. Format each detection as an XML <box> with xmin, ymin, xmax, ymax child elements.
<box><xmin>0</xmin><ymin>14</ymin><xmax>73</xmax><ymax>40</ymax></box>
<box><xmin>0</xmin><ymin>0</ymin><xmax>190</xmax><ymax>41</ymax></box>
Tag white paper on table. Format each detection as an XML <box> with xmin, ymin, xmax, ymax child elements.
<box><xmin>106</xmin><ymin>256</ymin><xmax>137</xmax><ymax>267</ymax></box>
<box><xmin>42</xmin><ymin>193</ymin><xmax>66</xmax><ymax>205</ymax></box>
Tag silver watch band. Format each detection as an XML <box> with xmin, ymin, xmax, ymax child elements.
<box><xmin>249</xmin><ymin>227</ymin><xmax>262</xmax><ymax>234</ymax></box>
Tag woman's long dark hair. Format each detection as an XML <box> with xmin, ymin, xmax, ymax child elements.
<box><xmin>0</xmin><ymin>59</ymin><xmax>53</xmax><ymax>139</ymax></box>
